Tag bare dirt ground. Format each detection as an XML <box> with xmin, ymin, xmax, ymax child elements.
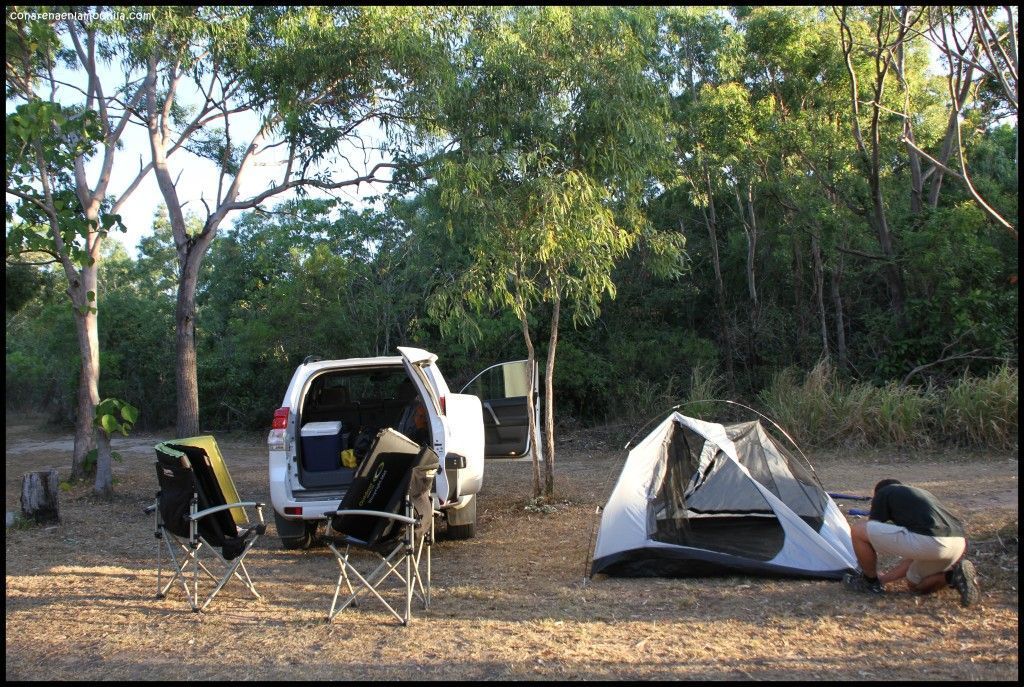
<box><xmin>5</xmin><ymin>415</ymin><xmax>1018</xmax><ymax>681</ymax></box>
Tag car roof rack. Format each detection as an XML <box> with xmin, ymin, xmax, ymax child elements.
<box><xmin>302</xmin><ymin>355</ymin><xmax>323</xmax><ymax>365</ymax></box>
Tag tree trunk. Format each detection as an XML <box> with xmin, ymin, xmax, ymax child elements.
<box><xmin>896</xmin><ymin>9</ymin><xmax>924</xmax><ymax>216</ymax></box>
<box><xmin>830</xmin><ymin>252</ymin><xmax>848</xmax><ymax>371</ymax></box>
<box><xmin>21</xmin><ymin>470</ymin><xmax>60</xmax><ymax>524</ymax></box>
<box><xmin>739</xmin><ymin>182</ymin><xmax>759</xmax><ymax>310</ymax></box>
<box><xmin>906</xmin><ymin>129</ymin><xmax>924</xmax><ymax>216</ymax></box>
<box><xmin>517</xmin><ymin>303</ymin><xmax>542</xmax><ymax>498</ymax></box>
<box><xmin>927</xmin><ymin>64</ymin><xmax>975</xmax><ymax>208</ymax></box>
<box><xmin>792</xmin><ymin>227</ymin><xmax>807</xmax><ymax>366</ymax></box>
<box><xmin>702</xmin><ymin>171</ymin><xmax>734</xmax><ymax>380</ymax></box>
<box><xmin>69</xmin><ymin>271</ymin><xmax>100</xmax><ymax>480</ymax></box>
<box><xmin>837</xmin><ymin>7</ymin><xmax>906</xmax><ymax>326</ymax></box>
<box><xmin>543</xmin><ymin>295</ymin><xmax>560</xmax><ymax>498</ymax></box>
<box><xmin>175</xmin><ymin>251</ymin><xmax>203</xmax><ymax>437</ymax></box>
<box><xmin>869</xmin><ymin>184</ymin><xmax>906</xmax><ymax>324</ymax></box>
<box><xmin>93</xmin><ymin>431</ymin><xmax>114</xmax><ymax>499</ymax></box>
<box><xmin>736</xmin><ymin>182</ymin><xmax>760</xmax><ymax>372</ymax></box>
<box><xmin>811</xmin><ymin>232</ymin><xmax>830</xmax><ymax>360</ymax></box>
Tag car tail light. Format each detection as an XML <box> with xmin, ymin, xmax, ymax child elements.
<box><xmin>284</xmin><ymin>506</ymin><xmax>302</xmax><ymax>516</ymax></box>
<box><xmin>272</xmin><ymin>407</ymin><xmax>290</xmax><ymax>429</ymax></box>
<box><xmin>440</xmin><ymin>396</ymin><xmax>446</xmax><ymax>415</ymax></box>
<box><xmin>268</xmin><ymin>406</ymin><xmax>290</xmax><ymax>450</ymax></box>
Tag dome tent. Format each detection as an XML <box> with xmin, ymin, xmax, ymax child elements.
<box><xmin>591</xmin><ymin>412</ymin><xmax>857</xmax><ymax>579</ymax></box>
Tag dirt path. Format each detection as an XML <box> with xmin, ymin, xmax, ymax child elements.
<box><xmin>5</xmin><ymin>417</ymin><xmax>1018</xmax><ymax>681</ymax></box>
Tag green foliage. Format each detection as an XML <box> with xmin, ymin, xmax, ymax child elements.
<box><xmin>430</xmin><ymin>7</ymin><xmax>682</xmax><ymax>342</ymax></box>
<box><xmin>94</xmin><ymin>398</ymin><xmax>138</xmax><ymax>437</ymax></box>
<box><xmin>3</xmin><ymin>7</ymin><xmax>1017</xmax><ymax>453</ymax></box>
<box><xmin>5</xmin><ymin>298</ymin><xmax>79</xmax><ymax>421</ymax></box>
<box><xmin>6</xmin><ymin>103</ymin><xmax>126</xmax><ymax>273</ymax></box>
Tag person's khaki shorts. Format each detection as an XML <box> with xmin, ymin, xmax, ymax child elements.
<box><xmin>866</xmin><ymin>521</ymin><xmax>966</xmax><ymax>584</ymax></box>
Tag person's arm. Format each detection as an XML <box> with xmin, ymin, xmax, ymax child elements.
<box><xmin>868</xmin><ymin>489</ymin><xmax>890</xmax><ymax>522</ymax></box>
<box><xmin>878</xmin><ymin>558</ymin><xmax>912</xmax><ymax>585</ymax></box>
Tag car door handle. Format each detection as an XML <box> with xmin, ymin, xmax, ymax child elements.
<box><xmin>482</xmin><ymin>401</ymin><xmax>501</xmax><ymax>426</ymax></box>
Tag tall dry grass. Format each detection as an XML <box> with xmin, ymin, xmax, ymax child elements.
<box><xmin>938</xmin><ymin>365</ymin><xmax>1018</xmax><ymax>450</ymax></box>
<box><xmin>758</xmin><ymin>360</ymin><xmax>1017</xmax><ymax>450</ymax></box>
<box><xmin>681</xmin><ymin>364</ymin><xmax>725</xmax><ymax>420</ymax></box>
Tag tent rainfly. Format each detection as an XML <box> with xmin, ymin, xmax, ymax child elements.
<box><xmin>591</xmin><ymin>413</ymin><xmax>858</xmax><ymax>579</ymax></box>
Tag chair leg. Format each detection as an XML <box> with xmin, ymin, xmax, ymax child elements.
<box><xmin>405</xmin><ymin>523</ymin><xmax>413</xmax><ymax>626</ymax></box>
<box><xmin>158</xmin><ymin>534</ymin><xmax>202</xmax><ymax>611</ymax></box>
<box><xmin>198</xmin><ymin>537</ymin><xmax>262</xmax><ymax>611</ymax></box>
<box><xmin>342</xmin><ymin>559</ymin><xmax>407</xmax><ymax>625</ymax></box>
<box><xmin>425</xmin><ymin>517</ymin><xmax>433</xmax><ymax>609</ymax></box>
<box><xmin>156</xmin><ymin>531</ymin><xmax>163</xmax><ymax>598</ymax></box>
<box><xmin>156</xmin><ymin>533</ymin><xmax>260</xmax><ymax>612</ymax></box>
<box><xmin>410</xmin><ymin>531</ymin><xmax>429</xmax><ymax>606</ymax></box>
<box><xmin>237</xmin><ymin>560</ymin><xmax>260</xmax><ymax>599</ymax></box>
<box><xmin>327</xmin><ymin>541</ymin><xmax>414</xmax><ymax>625</ymax></box>
<box><xmin>328</xmin><ymin>543</ymin><xmax>366</xmax><ymax>621</ymax></box>
<box><xmin>192</xmin><ymin>541</ymin><xmax>201</xmax><ymax>612</ymax></box>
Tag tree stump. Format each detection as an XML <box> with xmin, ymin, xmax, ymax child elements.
<box><xmin>21</xmin><ymin>470</ymin><xmax>60</xmax><ymax>525</ymax></box>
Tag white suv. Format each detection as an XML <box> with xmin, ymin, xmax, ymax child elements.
<box><xmin>268</xmin><ymin>346</ymin><xmax>538</xmax><ymax>548</ymax></box>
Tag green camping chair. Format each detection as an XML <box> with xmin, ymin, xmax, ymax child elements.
<box><xmin>146</xmin><ymin>436</ymin><xmax>266</xmax><ymax>612</ymax></box>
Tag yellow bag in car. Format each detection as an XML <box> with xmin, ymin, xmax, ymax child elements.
<box><xmin>340</xmin><ymin>448</ymin><xmax>358</xmax><ymax>469</ymax></box>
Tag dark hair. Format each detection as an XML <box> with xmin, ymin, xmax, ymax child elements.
<box><xmin>873</xmin><ymin>478</ymin><xmax>902</xmax><ymax>496</ymax></box>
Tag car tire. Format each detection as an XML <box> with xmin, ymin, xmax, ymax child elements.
<box><xmin>280</xmin><ymin>522</ymin><xmax>318</xmax><ymax>550</ymax></box>
<box><xmin>443</xmin><ymin>496</ymin><xmax>477</xmax><ymax>540</ymax></box>
<box><xmin>445</xmin><ymin>522</ymin><xmax>476</xmax><ymax>540</ymax></box>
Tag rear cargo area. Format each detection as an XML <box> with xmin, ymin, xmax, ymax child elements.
<box><xmin>296</xmin><ymin>366</ymin><xmax>429</xmax><ymax>488</ymax></box>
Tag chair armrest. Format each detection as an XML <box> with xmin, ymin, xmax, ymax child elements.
<box><xmin>190</xmin><ymin>501</ymin><xmax>262</xmax><ymax>521</ymax></box>
<box><xmin>330</xmin><ymin>509</ymin><xmax>416</xmax><ymax>526</ymax></box>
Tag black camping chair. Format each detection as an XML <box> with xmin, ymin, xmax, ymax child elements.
<box><xmin>323</xmin><ymin>428</ymin><xmax>440</xmax><ymax>626</ymax></box>
<box><xmin>145</xmin><ymin>436</ymin><xmax>267</xmax><ymax>612</ymax></box>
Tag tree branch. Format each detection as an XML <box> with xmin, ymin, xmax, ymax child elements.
<box><xmin>899</xmin><ymin>135</ymin><xmax>966</xmax><ymax>182</ymax></box>
<box><xmin>901</xmin><ymin>350</ymin><xmax>1007</xmax><ymax>386</ymax></box>
<box><xmin>834</xmin><ymin>244</ymin><xmax>890</xmax><ymax>262</ymax></box>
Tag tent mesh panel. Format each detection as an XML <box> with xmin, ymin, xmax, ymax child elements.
<box><xmin>726</xmin><ymin>422</ymin><xmax>827</xmax><ymax>531</ymax></box>
<box><xmin>650</xmin><ymin>423</ymin><xmax>785</xmax><ymax>562</ymax></box>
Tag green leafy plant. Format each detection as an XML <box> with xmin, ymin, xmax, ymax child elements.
<box><xmin>90</xmin><ymin>398</ymin><xmax>139</xmax><ymax>497</ymax></box>
<box><xmin>94</xmin><ymin>398</ymin><xmax>139</xmax><ymax>438</ymax></box>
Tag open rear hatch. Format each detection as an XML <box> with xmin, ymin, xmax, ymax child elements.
<box><xmin>296</xmin><ymin>365</ymin><xmax>428</xmax><ymax>489</ymax></box>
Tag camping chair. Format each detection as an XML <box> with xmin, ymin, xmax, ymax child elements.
<box><xmin>323</xmin><ymin>428</ymin><xmax>440</xmax><ymax>626</ymax></box>
<box><xmin>144</xmin><ymin>436</ymin><xmax>267</xmax><ymax>612</ymax></box>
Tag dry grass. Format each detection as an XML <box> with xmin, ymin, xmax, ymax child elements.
<box><xmin>5</xmin><ymin>415</ymin><xmax>1018</xmax><ymax>681</ymax></box>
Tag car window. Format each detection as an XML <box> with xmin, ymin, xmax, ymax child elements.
<box><xmin>463</xmin><ymin>360</ymin><xmax>531</xmax><ymax>400</ymax></box>
<box><xmin>313</xmin><ymin>368</ymin><xmax>411</xmax><ymax>404</ymax></box>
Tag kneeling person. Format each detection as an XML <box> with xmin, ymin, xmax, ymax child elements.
<box><xmin>844</xmin><ymin>479</ymin><xmax>980</xmax><ymax>607</ymax></box>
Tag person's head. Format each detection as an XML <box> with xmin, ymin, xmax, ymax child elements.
<box><xmin>873</xmin><ymin>478</ymin><xmax>902</xmax><ymax>497</ymax></box>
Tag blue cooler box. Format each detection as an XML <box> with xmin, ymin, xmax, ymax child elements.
<box><xmin>301</xmin><ymin>421</ymin><xmax>344</xmax><ymax>472</ymax></box>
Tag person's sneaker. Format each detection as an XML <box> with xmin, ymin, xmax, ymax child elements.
<box><xmin>843</xmin><ymin>572</ymin><xmax>885</xmax><ymax>594</ymax></box>
<box><xmin>948</xmin><ymin>558</ymin><xmax>980</xmax><ymax>607</ymax></box>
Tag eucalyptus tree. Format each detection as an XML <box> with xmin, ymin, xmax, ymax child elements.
<box><xmin>429</xmin><ymin>7</ymin><xmax>683</xmax><ymax>497</ymax></box>
<box><xmin>657</xmin><ymin>6</ymin><xmax>743</xmax><ymax>378</ymax></box>
<box><xmin>904</xmin><ymin>6</ymin><xmax>1018</xmax><ymax>235</ymax></box>
<box><xmin>831</xmin><ymin>6</ymin><xmax>929</xmax><ymax>326</ymax></box>
<box><xmin>6</xmin><ymin>9</ymin><xmax>152</xmax><ymax>484</ymax></box>
<box><xmin>108</xmin><ymin>6</ymin><xmax>451</xmax><ymax>435</ymax></box>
